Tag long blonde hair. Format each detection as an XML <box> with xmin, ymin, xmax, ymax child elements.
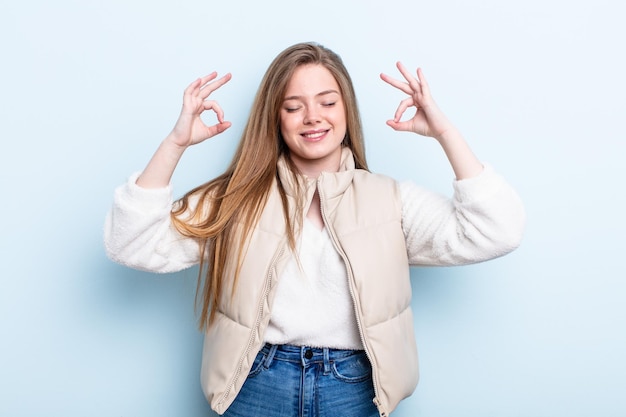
<box><xmin>172</xmin><ymin>42</ymin><xmax>369</xmax><ymax>330</ymax></box>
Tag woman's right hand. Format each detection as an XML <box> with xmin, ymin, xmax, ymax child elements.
<box><xmin>135</xmin><ymin>73</ymin><xmax>232</xmax><ymax>189</ymax></box>
<box><xmin>169</xmin><ymin>72</ymin><xmax>232</xmax><ymax>148</ymax></box>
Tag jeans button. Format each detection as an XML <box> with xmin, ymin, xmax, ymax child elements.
<box><xmin>304</xmin><ymin>349</ymin><xmax>313</xmax><ymax>359</ymax></box>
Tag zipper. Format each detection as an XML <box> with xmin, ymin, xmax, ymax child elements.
<box><xmin>216</xmin><ymin>244</ymin><xmax>285</xmax><ymax>409</ymax></box>
<box><xmin>373</xmin><ymin>397</ymin><xmax>388</xmax><ymax>417</ymax></box>
<box><xmin>317</xmin><ymin>175</ymin><xmax>387</xmax><ymax>417</ymax></box>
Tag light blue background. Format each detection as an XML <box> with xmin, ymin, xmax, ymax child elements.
<box><xmin>1</xmin><ymin>0</ymin><xmax>624</xmax><ymax>415</ymax></box>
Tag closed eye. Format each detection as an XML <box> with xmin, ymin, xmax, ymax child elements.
<box><xmin>322</xmin><ymin>102</ymin><xmax>336</xmax><ymax>107</ymax></box>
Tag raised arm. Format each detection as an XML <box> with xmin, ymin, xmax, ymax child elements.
<box><xmin>104</xmin><ymin>72</ymin><xmax>232</xmax><ymax>272</ymax></box>
<box><xmin>137</xmin><ymin>72</ymin><xmax>232</xmax><ymax>188</ymax></box>
<box><xmin>380</xmin><ymin>63</ymin><xmax>482</xmax><ymax>180</ymax></box>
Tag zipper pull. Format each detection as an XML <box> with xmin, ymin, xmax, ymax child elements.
<box><xmin>373</xmin><ymin>397</ymin><xmax>388</xmax><ymax>417</ymax></box>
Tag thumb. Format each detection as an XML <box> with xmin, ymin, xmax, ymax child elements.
<box><xmin>216</xmin><ymin>121</ymin><xmax>232</xmax><ymax>133</ymax></box>
<box><xmin>386</xmin><ymin>119</ymin><xmax>411</xmax><ymax>132</ymax></box>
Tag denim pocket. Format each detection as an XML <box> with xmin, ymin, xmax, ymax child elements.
<box><xmin>331</xmin><ymin>352</ymin><xmax>372</xmax><ymax>383</ymax></box>
<box><xmin>247</xmin><ymin>351</ymin><xmax>266</xmax><ymax>379</ymax></box>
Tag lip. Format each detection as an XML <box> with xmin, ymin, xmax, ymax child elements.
<box><xmin>300</xmin><ymin>129</ymin><xmax>330</xmax><ymax>142</ymax></box>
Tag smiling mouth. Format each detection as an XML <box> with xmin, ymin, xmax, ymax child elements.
<box><xmin>301</xmin><ymin>129</ymin><xmax>329</xmax><ymax>140</ymax></box>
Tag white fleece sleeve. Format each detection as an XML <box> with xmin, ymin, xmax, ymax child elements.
<box><xmin>103</xmin><ymin>173</ymin><xmax>201</xmax><ymax>273</ymax></box>
<box><xmin>400</xmin><ymin>164</ymin><xmax>525</xmax><ymax>266</ymax></box>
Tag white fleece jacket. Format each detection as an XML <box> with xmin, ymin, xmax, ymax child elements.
<box><xmin>104</xmin><ymin>164</ymin><xmax>524</xmax><ymax>274</ymax></box>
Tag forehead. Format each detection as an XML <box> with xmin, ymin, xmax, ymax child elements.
<box><xmin>284</xmin><ymin>64</ymin><xmax>340</xmax><ymax>97</ymax></box>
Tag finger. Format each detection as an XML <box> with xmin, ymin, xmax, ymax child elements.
<box><xmin>215</xmin><ymin>121</ymin><xmax>231</xmax><ymax>134</ymax></box>
<box><xmin>183</xmin><ymin>74</ymin><xmax>218</xmax><ymax>104</ymax></box>
<box><xmin>206</xmin><ymin>121</ymin><xmax>232</xmax><ymax>137</ymax></box>
<box><xmin>396</xmin><ymin>62</ymin><xmax>422</xmax><ymax>95</ymax></box>
<box><xmin>200</xmin><ymin>73</ymin><xmax>232</xmax><ymax>99</ymax></box>
<box><xmin>380</xmin><ymin>73</ymin><xmax>413</xmax><ymax>96</ymax></box>
<box><xmin>202</xmin><ymin>100</ymin><xmax>226</xmax><ymax>124</ymax></box>
<box><xmin>393</xmin><ymin>97</ymin><xmax>415</xmax><ymax>122</ymax></box>
<box><xmin>184</xmin><ymin>72</ymin><xmax>218</xmax><ymax>100</ymax></box>
<box><xmin>386</xmin><ymin>118</ymin><xmax>413</xmax><ymax>132</ymax></box>
<box><xmin>183</xmin><ymin>77</ymin><xmax>204</xmax><ymax>98</ymax></box>
<box><xmin>416</xmin><ymin>68</ymin><xmax>431</xmax><ymax>96</ymax></box>
<box><xmin>198</xmin><ymin>72</ymin><xmax>219</xmax><ymax>87</ymax></box>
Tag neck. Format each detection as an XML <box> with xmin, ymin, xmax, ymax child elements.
<box><xmin>290</xmin><ymin>152</ymin><xmax>342</xmax><ymax>179</ymax></box>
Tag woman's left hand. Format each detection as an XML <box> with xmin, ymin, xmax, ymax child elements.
<box><xmin>380</xmin><ymin>63</ymin><xmax>456</xmax><ymax>141</ymax></box>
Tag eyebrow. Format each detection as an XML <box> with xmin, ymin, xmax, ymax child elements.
<box><xmin>283</xmin><ymin>89</ymin><xmax>340</xmax><ymax>101</ymax></box>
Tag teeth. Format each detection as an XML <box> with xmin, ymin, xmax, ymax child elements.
<box><xmin>303</xmin><ymin>131</ymin><xmax>326</xmax><ymax>139</ymax></box>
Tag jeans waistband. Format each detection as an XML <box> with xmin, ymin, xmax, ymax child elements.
<box><xmin>260</xmin><ymin>343</ymin><xmax>365</xmax><ymax>371</ymax></box>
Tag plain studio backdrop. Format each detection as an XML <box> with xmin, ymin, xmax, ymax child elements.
<box><xmin>1</xmin><ymin>0</ymin><xmax>624</xmax><ymax>416</ymax></box>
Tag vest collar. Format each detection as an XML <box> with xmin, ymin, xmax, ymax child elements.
<box><xmin>277</xmin><ymin>148</ymin><xmax>356</xmax><ymax>199</ymax></box>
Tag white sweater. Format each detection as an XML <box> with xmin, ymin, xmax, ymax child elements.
<box><xmin>264</xmin><ymin>219</ymin><xmax>363</xmax><ymax>349</ymax></box>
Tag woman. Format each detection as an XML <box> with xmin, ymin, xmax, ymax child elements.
<box><xmin>104</xmin><ymin>42</ymin><xmax>525</xmax><ymax>416</ymax></box>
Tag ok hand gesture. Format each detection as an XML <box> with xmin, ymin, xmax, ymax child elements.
<box><xmin>380</xmin><ymin>63</ymin><xmax>455</xmax><ymax>141</ymax></box>
<box><xmin>136</xmin><ymin>72</ymin><xmax>232</xmax><ymax>188</ymax></box>
<box><xmin>169</xmin><ymin>72</ymin><xmax>232</xmax><ymax>148</ymax></box>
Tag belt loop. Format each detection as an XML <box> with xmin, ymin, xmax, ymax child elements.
<box><xmin>323</xmin><ymin>348</ymin><xmax>331</xmax><ymax>375</ymax></box>
<box><xmin>263</xmin><ymin>344</ymin><xmax>278</xmax><ymax>369</ymax></box>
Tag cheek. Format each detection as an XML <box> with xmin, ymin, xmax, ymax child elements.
<box><xmin>279</xmin><ymin>116</ymin><xmax>297</xmax><ymax>148</ymax></box>
<box><xmin>333</xmin><ymin>109</ymin><xmax>348</xmax><ymax>131</ymax></box>
<box><xmin>334</xmin><ymin>104</ymin><xmax>347</xmax><ymax>126</ymax></box>
<box><xmin>279</xmin><ymin>113</ymin><xmax>296</xmax><ymax>134</ymax></box>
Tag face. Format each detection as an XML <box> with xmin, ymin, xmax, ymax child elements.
<box><xmin>280</xmin><ymin>64</ymin><xmax>347</xmax><ymax>177</ymax></box>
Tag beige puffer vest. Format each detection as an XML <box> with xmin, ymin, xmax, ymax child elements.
<box><xmin>202</xmin><ymin>149</ymin><xmax>415</xmax><ymax>417</ymax></box>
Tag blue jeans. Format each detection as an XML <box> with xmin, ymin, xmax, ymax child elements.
<box><xmin>223</xmin><ymin>344</ymin><xmax>379</xmax><ymax>417</ymax></box>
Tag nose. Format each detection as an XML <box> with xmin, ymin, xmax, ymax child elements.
<box><xmin>303</xmin><ymin>106</ymin><xmax>321</xmax><ymax>124</ymax></box>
